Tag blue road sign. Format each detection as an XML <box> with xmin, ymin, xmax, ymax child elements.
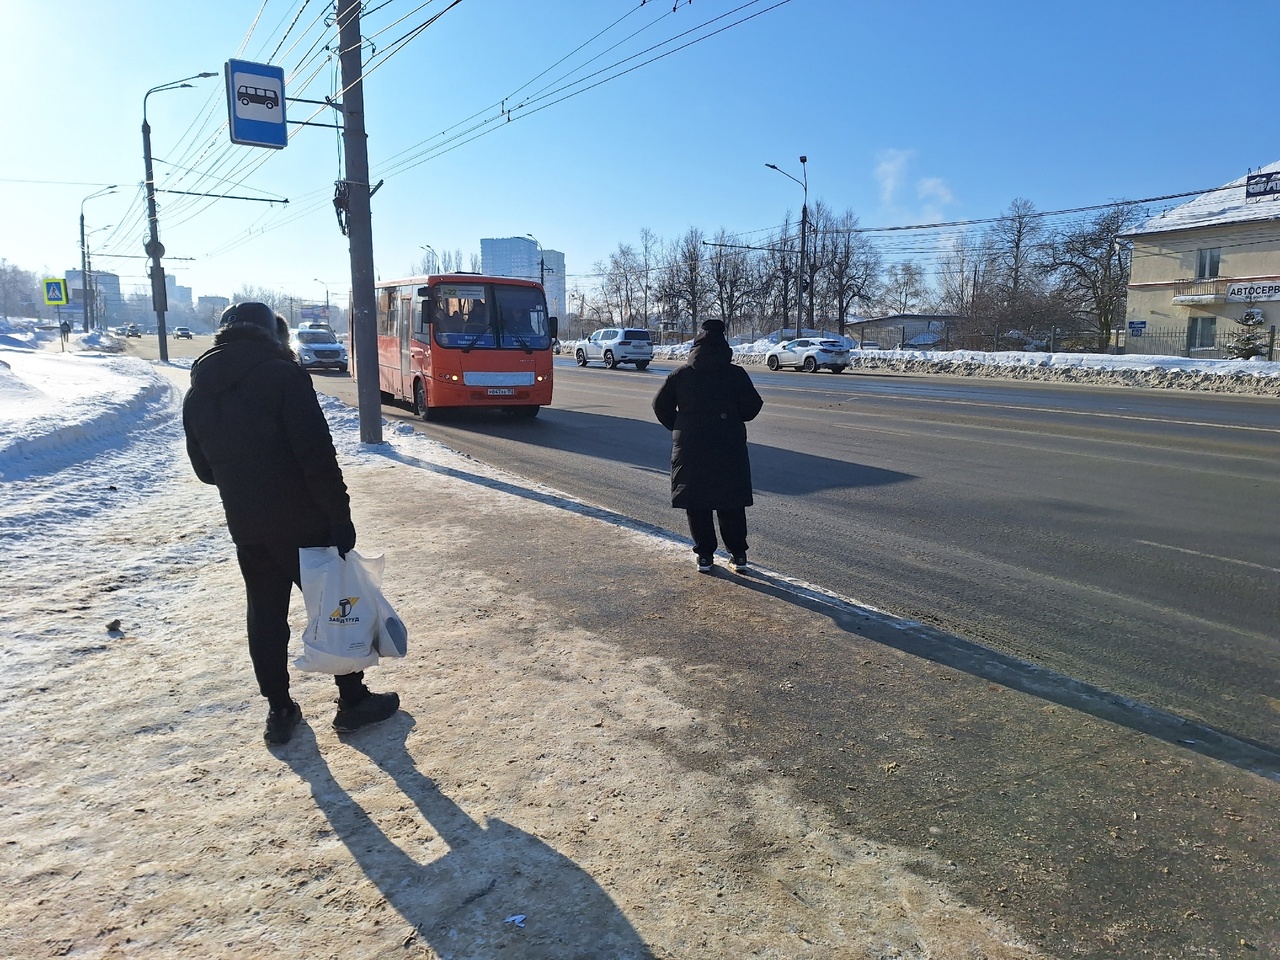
<box><xmin>225</xmin><ymin>59</ymin><xmax>288</xmax><ymax>149</ymax></box>
<box><xmin>1128</xmin><ymin>320</ymin><xmax>1147</xmax><ymax>338</ymax></box>
<box><xmin>43</xmin><ymin>278</ymin><xmax>68</xmax><ymax>305</ymax></box>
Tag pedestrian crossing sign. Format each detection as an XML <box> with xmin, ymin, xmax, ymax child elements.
<box><xmin>44</xmin><ymin>279</ymin><xmax>68</xmax><ymax>305</ymax></box>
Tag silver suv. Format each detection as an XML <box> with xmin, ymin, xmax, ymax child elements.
<box><xmin>576</xmin><ymin>327</ymin><xmax>653</xmax><ymax>370</ymax></box>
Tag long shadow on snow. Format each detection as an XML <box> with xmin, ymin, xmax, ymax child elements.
<box><xmin>281</xmin><ymin>713</ymin><xmax>655</xmax><ymax>959</ymax></box>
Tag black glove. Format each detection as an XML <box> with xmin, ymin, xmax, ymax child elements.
<box><xmin>331</xmin><ymin>520</ymin><xmax>357</xmax><ymax>558</ymax></box>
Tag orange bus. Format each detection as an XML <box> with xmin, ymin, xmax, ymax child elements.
<box><xmin>355</xmin><ymin>273</ymin><xmax>557</xmax><ymax>419</ymax></box>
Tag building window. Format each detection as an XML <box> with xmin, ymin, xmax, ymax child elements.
<box><xmin>1195</xmin><ymin>248</ymin><xmax>1220</xmax><ymax>279</ymax></box>
<box><xmin>1187</xmin><ymin>316</ymin><xmax>1216</xmax><ymax>350</ymax></box>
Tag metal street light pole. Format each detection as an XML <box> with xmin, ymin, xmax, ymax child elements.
<box><xmin>526</xmin><ymin>233</ymin><xmax>545</xmax><ymax>287</ymax></box>
<box><xmin>80</xmin><ymin>186</ymin><xmax>116</xmax><ymax>333</ymax></box>
<box><xmin>143</xmin><ymin>72</ymin><xmax>214</xmax><ymax>361</ymax></box>
<box><xmin>419</xmin><ymin>244</ymin><xmax>438</xmax><ymax>274</ymax></box>
<box><xmin>312</xmin><ymin>278</ymin><xmax>330</xmax><ymax>320</ymax></box>
<box><xmin>766</xmin><ymin>155</ymin><xmax>808</xmax><ymax>340</ymax></box>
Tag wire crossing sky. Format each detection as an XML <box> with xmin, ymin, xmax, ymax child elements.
<box><xmin>2</xmin><ymin>0</ymin><xmax>1277</xmax><ymax>303</ymax></box>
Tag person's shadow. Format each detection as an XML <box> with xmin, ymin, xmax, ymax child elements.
<box><xmin>281</xmin><ymin>713</ymin><xmax>655</xmax><ymax>959</ymax></box>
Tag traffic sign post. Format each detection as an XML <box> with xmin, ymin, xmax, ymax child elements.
<box><xmin>225</xmin><ymin>59</ymin><xmax>288</xmax><ymax>149</ymax></box>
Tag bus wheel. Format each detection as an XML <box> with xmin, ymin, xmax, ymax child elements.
<box><xmin>414</xmin><ymin>381</ymin><xmax>430</xmax><ymax>420</ymax></box>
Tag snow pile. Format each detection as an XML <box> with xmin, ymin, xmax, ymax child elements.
<box><xmin>645</xmin><ymin>333</ymin><xmax>1280</xmax><ymax>397</ymax></box>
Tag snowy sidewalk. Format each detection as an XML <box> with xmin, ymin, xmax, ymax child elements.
<box><xmin>2</xmin><ymin>343</ymin><xmax>1276</xmax><ymax>959</ymax></box>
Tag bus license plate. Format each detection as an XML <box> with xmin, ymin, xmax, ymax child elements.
<box><xmin>487</xmin><ymin>387</ymin><xmax>515</xmax><ymax>396</ymax></box>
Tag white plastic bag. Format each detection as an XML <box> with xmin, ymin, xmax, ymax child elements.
<box><xmin>373</xmin><ymin>587</ymin><xmax>409</xmax><ymax>659</ymax></box>
<box><xmin>295</xmin><ymin>547</ymin><xmax>382</xmax><ymax>674</ymax></box>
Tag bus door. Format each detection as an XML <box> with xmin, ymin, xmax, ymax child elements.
<box><xmin>399</xmin><ymin>293</ymin><xmax>413</xmax><ymax>388</ymax></box>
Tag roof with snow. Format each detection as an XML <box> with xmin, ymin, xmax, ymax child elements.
<box><xmin>1125</xmin><ymin>160</ymin><xmax>1280</xmax><ymax>238</ymax></box>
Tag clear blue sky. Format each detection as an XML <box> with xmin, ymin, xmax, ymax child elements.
<box><xmin>3</xmin><ymin>0</ymin><xmax>1277</xmax><ymax>307</ymax></box>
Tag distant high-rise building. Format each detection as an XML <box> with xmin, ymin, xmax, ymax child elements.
<box><xmin>165</xmin><ymin>274</ymin><xmax>193</xmax><ymax>311</ymax></box>
<box><xmin>196</xmin><ymin>296</ymin><xmax>230</xmax><ymax>327</ymax></box>
<box><xmin>480</xmin><ymin>236</ymin><xmax>567</xmax><ymax>323</ymax></box>
<box><xmin>66</xmin><ymin>269</ymin><xmax>122</xmax><ymax>327</ymax></box>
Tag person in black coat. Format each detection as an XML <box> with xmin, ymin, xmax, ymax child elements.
<box><xmin>653</xmin><ymin>319</ymin><xmax>764</xmax><ymax>573</ymax></box>
<box><xmin>183</xmin><ymin>302</ymin><xmax>398</xmax><ymax>744</ymax></box>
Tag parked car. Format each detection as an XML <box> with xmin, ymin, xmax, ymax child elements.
<box><xmin>764</xmin><ymin>338</ymin><xmax>851</xmax><ymax>373</ymax></box>
<box><xmin>575</xmin><ymin>328</ymin><xmax>653</xmax><ymax>370</ymax></box>
<box><xmin>856</xmin><ymin>340</ymin><xmax>882</xmax><ymax>350</ymax></box>
<box><xmin>173</xmin><ymin>326</ymin><xmax>193</xmax><ymax>339</ymax></box>
<box><xmin>291</xmin><ymin>327</ymin><xmax>348</xmax><ymax>372</ymax></box>
<box><xmin>297</xmin><ymin>320</ymin><xmax>335</xmax><ymax>333</ymax></box>
<box><xmin>123</xmin><ymin>324</ymin><xmax>142</xmax><ymax>338</ymax></box>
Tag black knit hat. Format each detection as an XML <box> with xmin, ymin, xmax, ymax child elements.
<box><xmin>219</xmin><ymin>301</ymin><xmax>277</xmax><ymax>334</ymax></box>
<box><xmin>701</xmin><ymin>318</ymin><xmax>726</xmax><ymax>333</ymax></box>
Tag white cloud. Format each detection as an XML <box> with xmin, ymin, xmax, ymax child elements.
<box><xmin>915</xmin><ymin>176</ymin><xmax>956</xmax><ymax>224</ymax></box>
<box><xmin>874</xmin><ymin>149</ymin><xmax>914</xmax><ymax>205</ymax></box>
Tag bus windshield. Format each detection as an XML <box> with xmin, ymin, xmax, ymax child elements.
<box><xmin>430</xmin><ymin>282</ymin><xmax>550</xmax><ymax>350</ymax></box>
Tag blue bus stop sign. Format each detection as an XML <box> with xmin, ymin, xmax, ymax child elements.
<box><xmin>225</xmin><ymin>59</ymin><xmax>288</xmax><ymax>149</ymax></box>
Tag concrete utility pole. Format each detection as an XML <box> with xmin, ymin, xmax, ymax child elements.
<box><xmin>80</xmin><ymin>185</ymin><xmax>116</xmax><ymax>332</ymax></box>
<box><xmin>338</xmin><ymin>0</ymin><xmax>382</xmax><ymax>444</ymax></box>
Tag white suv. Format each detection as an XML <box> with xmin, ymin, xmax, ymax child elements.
<box><xmin>576</xmin><ymin>328</ymin><xmax>653</xmax><ymax>370</ymax></box>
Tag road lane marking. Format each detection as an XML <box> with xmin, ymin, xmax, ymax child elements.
<box><xmin>1136</xmin><ymin>540</ymin><xmax>1280</xmax><ymax>575</ymax></box>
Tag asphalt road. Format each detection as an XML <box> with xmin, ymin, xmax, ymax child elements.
<box><xmin>155</xmin><ymin>337</ymin><xmax>1280</xmax><ymax>754</ymax></box>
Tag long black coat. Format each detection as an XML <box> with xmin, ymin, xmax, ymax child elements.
<box><xmin>183</xmin><ymin>325</ymin><xmax>351</xmax><ymax>547</ymax></box>
<box><xmin>652</xmin><ymin>330</ymin><xmax>763</xmax><ymax>510</ymax></box>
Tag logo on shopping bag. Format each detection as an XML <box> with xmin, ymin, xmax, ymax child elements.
<box><xmin>329</xmin><ymin>596</ymin><xmax>362</xmax><ymax>623</ymax></box>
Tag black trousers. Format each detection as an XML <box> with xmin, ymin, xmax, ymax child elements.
<box><xmin>235</xmin><ymin>541</ymin><xmax>365</xmax><ymax>710</ymax></box>
<box><xmin>686</xmin><ymin>507</ymin><xmax>748</xmax><ymax>558</ymax></box>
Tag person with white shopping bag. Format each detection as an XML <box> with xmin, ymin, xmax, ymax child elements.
<box><xmin>183</xmin><ymin>302</ymin><xmax>400</xmax><ymax>744</ymax></box>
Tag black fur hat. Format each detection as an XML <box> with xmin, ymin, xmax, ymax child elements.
<box><xmin>219</xmin><ymin>302</ymin><xmax>277</xmax><ymax>335</ymax></box>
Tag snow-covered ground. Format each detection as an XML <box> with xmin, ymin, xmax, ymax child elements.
<box><xmin>0</xmin><ymin>315</ymin><xmax>1270</xmax><ymax>958</ymax></box>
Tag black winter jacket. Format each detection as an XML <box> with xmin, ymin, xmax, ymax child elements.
<box><xmin>652</xmin><ymin>328</ymin><xmax>763</xmax><ymax>510</ymax></box>
<box><xmin>183</xmin><ymin>325</ymin><xmax>352</xmax><ymax>547</ymax></box>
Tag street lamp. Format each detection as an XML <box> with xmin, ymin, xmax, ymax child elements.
<box><xmin>80</xmin><ymin>186</ymin><xmax>116</xmax><ymax>332</ymax></box>
<box><xmin>84</xmin><ymin>224</ymin><xmax>113</xmax><ymax>328</ymax></box>
<box><xmin>312</xmin><ymin>278</ymin><xmax>331</xmax><ymax>321</ymax></box>
<box><xmin>419</xmin><ymin>244</ymin><xmax>439</xmax><ymax>274</ymax></box>
<box><xmin>143</xmin><ymin>71</ymin><xmax>215</xmax><ymax>361</ymax></box>
<box><xmin>525</xmin><ymin>233</ymin><xmax>546</xmax><ymax>287</ymax></box>
<box><xmin>766</xmin><ymin>155</ymin><xmax>808</xmax><ymax>340</ymax></box>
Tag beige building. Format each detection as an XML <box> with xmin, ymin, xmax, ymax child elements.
<box><xmin>1123</xmin><ymin>160</ymin><xmax>1280</xmax><ymax>358</ymax></box>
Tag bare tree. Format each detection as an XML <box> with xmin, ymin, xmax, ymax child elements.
<box><xmin>708</xmin><ymin>228</ymin><xmax>752</xmax><ymax>334</ymax></box>
<box><xmin>1044</xmin><ymin>203</ymin><xmax>1143</xmax><ymax>352</ymax></box>
<box><xmin>638</xmin><ymin>227</ymin><xmax>658</xmax><ymax>327</ymax></box>
<box><xmin>231</xmin><ymin>285</ymin><xmax>286</xmax><ymax>312</ymax></box>
<box><xmin>0</xmin><ymin>259</ymin><xmax>41</xmax><ymax>319</ymax></box>
<box><xmin>758</xmin><ymin>217</ymin><xmax>798</xmax><ymax>337</ymax></box>
<box><xmin>877</xmin><ymin>260</ymin><xmax>928</xmax><ymax>316</ymax></box>
<box><xmin>658</xmin><ymin>228</ymin><xmax>710</xmax><ymax>339</ymax></box>
<box><xmin>820</xmin><ymin>208</ymin><xmax>881</xmax><ymax>336</ymax></box>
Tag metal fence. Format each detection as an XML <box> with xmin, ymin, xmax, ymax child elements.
<box><xmin>1122</xmin><ymin>328</ymin><xmax>1278</xmax><ymax>361</ymax></box>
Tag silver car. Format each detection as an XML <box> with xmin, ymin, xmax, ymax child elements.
<box><xmin>291</xmin><ymin>327</ymin><xmax>349</xmax><ymax>372</ymax></box>
<box><xmin>764</xmin><ymin>338</ymin><xmax>850</xmax><ymax>373</ymax></box>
